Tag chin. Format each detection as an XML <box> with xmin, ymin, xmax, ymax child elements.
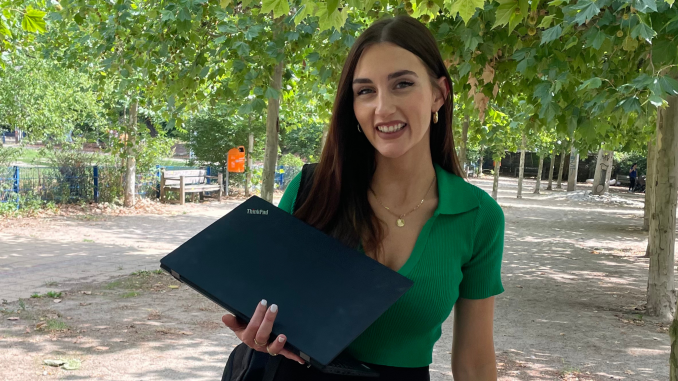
<box><xmin>374</xmin><ymin>145</ymin><xmax>411</xmax><ymax>159</ymax></box>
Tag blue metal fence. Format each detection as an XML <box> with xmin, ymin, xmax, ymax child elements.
<box><xmin>1</xmin><ymin>164</ymin><xmax>303</xmax><ymax>209</ymax></box>
<box><xmin>0</xmin><ymin>165</ymin><xmax>208</xmax><ymax>209</ymax></box>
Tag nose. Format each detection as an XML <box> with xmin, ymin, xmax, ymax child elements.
<box><xmin>374</xmin><ymin>90</ymin><xmax>396</xmax><ymax>119</ymax></box>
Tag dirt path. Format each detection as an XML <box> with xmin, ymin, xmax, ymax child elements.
<box><xmin>0</xmin><ymin>178</ymin><xmax>673</xmax><ymax>380</ymax></box>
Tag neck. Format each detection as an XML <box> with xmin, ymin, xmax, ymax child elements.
<box><xmin>371</xmin><ymin>137</ymin><xmax>437</xmax><ymax>208</ymax></box>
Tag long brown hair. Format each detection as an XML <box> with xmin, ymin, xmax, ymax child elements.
<box><xmin>295</xmin><ymin>16</ymin><xmax>462</xmax><ymax>260</ymax></box>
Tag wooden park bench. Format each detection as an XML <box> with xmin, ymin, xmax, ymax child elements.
<box><xmin>513</xmin><ymin>167</ymin><xmax>540</xmax><ymax>178</ymax></box>
<box><xmin>615</xmin><ymin>175</ymin><xmax>630</xmax><ymax>187</ymax></box>
<box><xmin>159</xmin><ymin>168</ymin><xmax>223</xmax><ymax>205</ymax></box>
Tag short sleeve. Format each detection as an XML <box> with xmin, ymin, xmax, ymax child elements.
<box><xmin>458</xmin><ymin>194</ymin><xmax>505</xmax><ymax>299</ymax></box>
<box><xmin>277</xmin><ymin>172</ymin><xmax>302</xmax><ymax>214</ymax></box>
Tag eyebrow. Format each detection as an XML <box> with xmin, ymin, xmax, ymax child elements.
<box><xmin>352</xmin><ymin>70</ymin><xmax>418</xmax><ymax>84</ymax></box>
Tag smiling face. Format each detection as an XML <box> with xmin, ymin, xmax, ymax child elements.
<box><xmin>352</xmin><ymin>42</ymin><xmax>447</xmax><ymax>160</ymax></box>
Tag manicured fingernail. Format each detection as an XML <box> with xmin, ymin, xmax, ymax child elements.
<box><xmin>298</xmin><ymin>360</ymin><xmax>305</xmax><ymax>365</ymax></box>
<box><xmin>270</xmin><ymin>304</ymin><xmax>278</xmax><ymax>313</ymax></box>
<box><xmin>278</xmin><ymin>336</ymin><xmax>285</xmax><ymax>343</ymax></box>
<box><xmin>261</xmin><ymin>299</ymin><xmax>267</xmax><ymax>306</ymax></box>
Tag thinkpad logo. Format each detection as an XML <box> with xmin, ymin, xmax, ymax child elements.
<box><xmin>247</xmin><ymin>209</ymin><xmax>269</xmax><ymax>215</ymax></box>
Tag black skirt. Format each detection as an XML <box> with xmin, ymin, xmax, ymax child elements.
<box><xmin>272</xmin><ymin>358</ymin><xmax>430</xmax><ymax>381</ymax></box>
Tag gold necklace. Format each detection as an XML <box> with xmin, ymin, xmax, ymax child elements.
<box><xmin>370</xmin><ymin>176</ymin><xmax>436</xmax><ymax>228</ymax></box>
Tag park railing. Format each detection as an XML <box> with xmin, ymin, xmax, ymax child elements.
<box><xmin>1</xmin><ymin>164</ymin><xmax>303</xmax><ymax>209</ymax></box>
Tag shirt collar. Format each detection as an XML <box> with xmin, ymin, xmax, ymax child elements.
<box><xmin>434</xmin><ymin>163</ymin><xmax>480</xmax><ymax>215</ymax></box>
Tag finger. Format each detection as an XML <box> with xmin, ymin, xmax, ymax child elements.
<box><xmin>267</xmin><ymin>335</ymin><xmax>306</xmax><ymax>364</ymax></box>
<box><xmin>222</xmin><ymin>314</ymin><xmax>247</xmax><ymax>333</ymax></box>
<box><xmin>241</xmin><ymin>299</ymin><xmax>268</xmax><ymax>345</ymax></box>
<box><xmin>254</xmin><ymin>304</ymin><xmax>278</xmax><ymax>347</ymax></box>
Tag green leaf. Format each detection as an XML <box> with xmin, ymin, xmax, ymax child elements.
<box><xmin>659</xmin><ymin>76</ymin><xmax>678</xmax><ymax>95</ymax></box>
<box><xmin>541</xmin><ymin>24</ymin><xmax>562</xmax><ymax>45</ymax></box>
<box><xmin>531</xmin><ymin>0</ymin><xmax>541</xmax><ymax>11</ymax></box>
<box><xmin>262</xmin><ymin>0</ymin><xmax>290</xmax><ymax>17</ymax></box>
<box><xmin>233</xmin><ymin>60</ymin><xmax>246</xmax><ymax>72</ymax></box>
<box><xmin>450</xmin><ymin>0</ymin><xmax>485</xmax><ymax>24</ymax></box>
<box><xmin>265</xmin><ymin>87</ymin><xmax>280</xmax><ymax>100</ymax></box>
<box><xmin>234</xmin><ymin>42</ymin><xmax>251</xmax><ymax>57</ymax></box>
<box><xmin>21</xmin><ymin>6</ymin><xmax>47</xmax><ymax>33</ymax></box>
<box><xmin>220</xmin><ymin>0</ymin><xmax>232</xmax><ymax>8</ymax></box>
<box><xmin>577</xmin><ymin>77</ymin><xmax>602</xmax><ymax>91</ymax></box>
<box><xmin>317</xmin><ymin>7</ymin><xmax>347</xmax><ymax>31</ymax></box>
<box><xmin>619</xmin><ymin>96</ymin><xmax>642</xmax><ymax>114</ymax></box>
<box><xmin>508</xmin><ymin>12</ymin><xmax>522</xmax><ymax>34</ymax></box>
<box><xmin>630</xmin><ymin>23</ymin><xmax>656</xmax><ymax>40</ymax></box>
<box><xmin>199</xmin><ymin>66</ymin><xmax>210</xmax><ymax>78</ymax></box>
<box><xmin>493</xmin><ymin>2</ymin><xmax>517</xmax><ymax>29</ymax></box>
<box><xmin>634</xmin><ymin>0</ymin><xmax>658</xmax><ymax>12</ymax></box>
<box><xmin>564</xmin><ymin>35</ymin><xmax>579</xmax><ymax>49</ymax></box>
<box><xmin>571</xmin><ymin>0</ymin><xmax>600</xmax><ymax>25</ymax></box>
<box><xmin>649</xmin><ymin>95</ymin><xmax>664</xmax><ymax>107</ymax></box>
<box><xmin>590</xmin><ymin>30</ymin><xmax>607</xmax><ymax>50</ymax></box>
<box><xmin>538</xmin><ymin>15</ymin><xmax>555</xmax><ymax>28</ymax></box>
<box><xmin>666</xmin><ymin>0</ymin><xmax>675</xmax><ymax>6</ymax></box>
<box><xmin>652</xmin><ymin>38</ymin><xmax>677</xmax><ymax>66</ymax></box>
<box><xmin>327</xmin><ymin>0</ymin><xmax>340</xmax><ymax>12</ymax></box>
<box><xmin>519</xmin><ymin>0</ymin><xmax>529</xmax><ymax>17</ymax></box>
<box><xmin>458</xmin><ymin>62</ymin><xmax>471</xmax><ymax>78</ymax></box>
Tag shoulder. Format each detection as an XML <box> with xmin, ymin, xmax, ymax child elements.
<box><xmin>277</xmin><ymin>172</ymin><xmax>303</xmax><ymax>213</ymax></box>
<box><xmin>435</xmin><ymin>165</ymin><xmax>501</xmax><ymax>220</ymax></box>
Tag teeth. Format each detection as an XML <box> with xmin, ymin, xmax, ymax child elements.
<box><xmin>377</xmin><ymin>123</ymin><xmax>405</xmax><ymax>133</ymax></box>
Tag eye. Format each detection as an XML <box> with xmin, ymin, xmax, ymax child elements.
<box><xmin>356</xmin><ymin>88</ymin><xmax>374</xmax><ymax>96</ymax></box>
<box><xmin>395</xmin><ymin>81</ymin><xmax>414</xmax><ymax>89</ymax></box>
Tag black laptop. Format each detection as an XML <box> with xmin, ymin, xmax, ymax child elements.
<box><xmin>159</xmin><ymin>196</ymin><xmax>413</xmax><ymax>377</ymax></box>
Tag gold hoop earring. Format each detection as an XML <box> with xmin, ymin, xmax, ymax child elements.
<box><xmin>357</xmin><ymin>124</ymin><xmax>362</xmax><ymax>133</ymax></box>
<box><xmin>433</xmin><ymin>112</ymin><xmax>439</xmax><ymax>124</ymax></box>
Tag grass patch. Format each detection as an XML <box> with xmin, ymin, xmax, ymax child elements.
<box><xmin>46</xmin><ymin>319</ymin><xmax>68</xmax><ymax>331</ymax></box>
<box><xmin>44</xmin><ymin>291</ymin><xmax>62</xmax><ymax>299</ymax></box>
<box><xmin>43</xmin><ymin>281</ymin><xmax>59</xmax><ymax>287</ymax></box>
<box><xmin>83</xmin><ymin>239</ymin><xmax>95</xmax><ymax>243</ymax></box>
<box><xmin>30</xmin><ymin>293</ymin><xmax>41</xmax><ymax>298</ymax></box>
<box><xmin>121</xmin><ymin>291</ymin><xmax>139</xmax><ymax>298</ymax></box>
<box><xmin>131</xmin><ymin>270</ymin><xmax>152</xmax><ymax>277</ymax></box>
<box><xmin>104</xmin><ymin>280</ymin><xmax>123</xmax><ymax>289</ymax></box>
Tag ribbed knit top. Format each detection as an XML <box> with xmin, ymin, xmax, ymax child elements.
<box><xmin>277</xmin><ymin>164</ymin><xmax>505</xmax><ymax>368</ymax></box>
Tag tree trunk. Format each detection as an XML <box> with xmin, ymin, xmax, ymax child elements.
<box><xmin>567</xmin><ymin>144</ymin><xmax>579</xmax><ymax>192</ymax></box>
<box><xmin>261</xmin><ymin>59</ymin><xmax>284</xmax><ymax>203</ymax></box>
<box><xmin>592</xmin><ymin>149</ymin><xmax>614</xmax><ymax>196</ymax></box>
<box><xmin>557</xmin><ymin>148</ymin><xmax>566</xmax><ymax>189</ymax></box>
<box><xmin>245</xmin><ymin>132</ymin><xmax>253</xmax><ymax>197</ymax></box>
<box><xmin>517</xmin><ymin>132</ymin><xmax>526</xmax><ymax>199</ymax></box>
<box><xmin>533</xmin><ymin>154</ymin><xmax>544</xmax><ymax>194</ymax></box>
<box><xmin>479</xmin><ymin>147</ymin><xmax>484</xmax><ymax>177</ymax></box>
<box><xmin>649</xmin><ymin>91</ymin><xmax>678</xmax><ymax>324</ymax></box>
<box><xmin>644</xmin><ymin>136</ymin><xmax>656</xmax><ymax>232</ymax></box>
<box><xmin>123</xmin><ymin>101</ymin><xmax>138</xmax><ymax>208</ymax></box>
<box><xmin>320</xmin><ymin>124</ymin><xmax>329</xmax><ymax>154</ymax></box>
<box><xmin>460</xmin><ymin>114</ymin><xmax>469</xmax><ymax>177</ymax></box>
<box><xmin>546</xmin><ymin>151</ymin><xmax>555</xmax><ymax>190</ymax></box>
<box><xmin>492</xmin><ymin>158</ymin><xmax>500</xmax><ymax>200</ymax></box>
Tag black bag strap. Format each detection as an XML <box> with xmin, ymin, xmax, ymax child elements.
<box><xmin>293</xmin><ymin>163</ymin><xmax>317</xmax><ymax>214</ymax></box>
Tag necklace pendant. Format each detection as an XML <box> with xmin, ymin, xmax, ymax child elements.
<box><xmin>396</xmin><ymin>218</ymin><xmax>405</xmax><ymax>228</ymax></box>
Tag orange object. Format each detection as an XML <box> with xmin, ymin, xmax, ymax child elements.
<box><xmin>228</xmin><ymin>146</ymin><xmax>246</xmax><ymax>173</ymax></box>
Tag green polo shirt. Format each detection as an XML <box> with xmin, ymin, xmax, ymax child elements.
<box><xmin>277</xmin><ymin>164</ymin><xmax>504</xmax><ymax>367</ymax></box>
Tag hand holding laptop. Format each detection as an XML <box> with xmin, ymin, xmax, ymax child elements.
<box><xmin>222</xmin><ymin>298</ymin><xmax>306</xmax><ymax>365</ymax></box>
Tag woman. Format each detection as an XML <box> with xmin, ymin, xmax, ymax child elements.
<box><xmin>222</xmin><ymin>16</ymin><xmax>504</xmax><ymax>380</ymax></box>
<box><xmin>629</xmin><ymin>163</ymin><xmax>637</xmax><ymax>192</ymax></box>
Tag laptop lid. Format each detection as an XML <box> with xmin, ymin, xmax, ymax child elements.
<box><xmin>160</xmin><ymin>196</ymin><xmax>413</xmax><ymax>366</ymax></box>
